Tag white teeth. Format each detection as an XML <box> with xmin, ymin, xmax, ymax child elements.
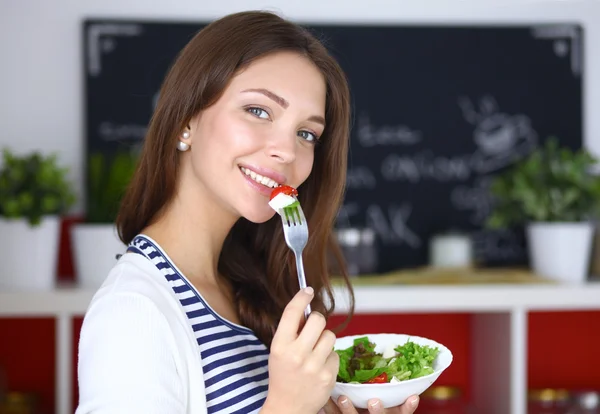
<box><xmin>240</xmin><ymin>167</ymin><xmax>279</xmax><ymax>188</ymax></box>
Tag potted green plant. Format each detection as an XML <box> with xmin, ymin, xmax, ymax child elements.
<box><xmin>0</xmin><ymin>148</ymin><xmax>76</xmax><ymax>290</ymax></box>
<box><xmin>71</xmin><ymin>150</ymin><xmax>138</xmax><ymax>288</ymax></box>
<box><xmin>486</xmin><ymin>137</ymin><xmax>600</xmax><ymax>283</ymax></box>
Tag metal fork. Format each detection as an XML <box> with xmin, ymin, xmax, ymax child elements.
<box><xmin>279</xmin><ymin>203</ymin><xmax>311</xmax><ymax>319</ymax></box>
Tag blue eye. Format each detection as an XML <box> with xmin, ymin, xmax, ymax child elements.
<box><xmin>298</xmin><ymin>130</ymin><xmax>318</xmax><ymax>142</ymax></box>
<box><xmin>247</xmin><ymin>107</ymin><xmax>269</xmax><ymax>119</ymax></box>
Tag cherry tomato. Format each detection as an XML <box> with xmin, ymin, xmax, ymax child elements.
<box><xmin>270</xmin><ymin>185</ymin><xmax>298</xmax><ymax>200</ymax></box>
<box><xmin>365</xmin><ymin>372</ymin><xmax>388</xmax><ymax>384</ymax></box>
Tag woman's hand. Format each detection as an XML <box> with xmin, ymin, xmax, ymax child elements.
<box><xmin>261</xmin><ymin>287</ymin><xmax>339</xmax><ymax>414</ymax></box>
<box><xmin>319</xmin><ymin>395</ymin><xmax>420</xmax><ymax>414</ymax></box>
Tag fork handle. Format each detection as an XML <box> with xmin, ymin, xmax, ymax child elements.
<box><xmin>294</xmin><ymin>252</ymin><xmax>311</xmax><ymax>319</ymax></box>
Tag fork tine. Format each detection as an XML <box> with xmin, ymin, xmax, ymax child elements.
<box><xmin>290</xmin><ymin>206</ymin><xmax>300</xmax><ymax>225</ymax></box>
<box><xmin>282</xmin><ymin>208</ymin><xmax>289</xmax><ymax>225</ymax></box>
<box><xmin>296</xmin><ymin>205</ymin><xmax>306</xmax><ymax>224</ymax></box>
<box><xmin>286</xmin><ymin>207</ymin><xmax>295</xmax><ymax>225</ymax></box>
<box><xmin>282</xmin><ymin>206</ymin><xmax>302</xmax><ymax>226</ymax></box>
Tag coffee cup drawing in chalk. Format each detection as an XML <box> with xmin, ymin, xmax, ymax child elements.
<box><xmin>458</xmin><ymin>94</ymin><xmax>538</xmax><ymax>174</ymax></box>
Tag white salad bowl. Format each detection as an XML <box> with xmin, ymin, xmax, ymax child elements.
<box><xmin>331</xmin><ymin>333</ymin><xmax>453</xmax><ymax>409</ymax></box>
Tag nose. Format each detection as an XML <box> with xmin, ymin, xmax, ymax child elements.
<box><xmin>265</xmin><ymin>131</ymin><xmax>296</xmax><ymax>164</ymax></box>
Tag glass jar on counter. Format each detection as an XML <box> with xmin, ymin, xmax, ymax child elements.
<box><xmin>335</xmin><ymin>227</ymin><xmax>378</xmax><ymax>276</ymax></box>
<box><xmin>528</xmin><ymin>389</ymin><xmax>571</xmax><ymax>414</ymax></box>
<box><xmin>418</xmin><ymin>386</ymin><xmax>468</xmax><ymax>414</ymax></box>
<box><xmin>567</xmin><ymin>390</ymin><xmax>600</xmax><ymax>414</ymax></box>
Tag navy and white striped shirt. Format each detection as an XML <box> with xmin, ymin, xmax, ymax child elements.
<box><xmin>127</xmin><ymin>235</ymin><xmax>270</xmax><ymax>414</ymax></box>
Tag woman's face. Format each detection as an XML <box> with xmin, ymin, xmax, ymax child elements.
<box><xmin>181</xmin><ymin>51</ymin><xmax>327</xmax><ymax>223</ymax></box>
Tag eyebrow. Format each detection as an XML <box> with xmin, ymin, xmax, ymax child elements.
<box><xmin>242</xmin><ymin>88</ymin><xmax>326</xmax><ymax>127</ymax></box>
<box><xmin>307</xmin><ymin>115</ymin><xmax>326</xmax><ymax>126</ymax></box>
<box><xmin>242</xmin><ymin>88</ymin><xmax>289</xmax><ymax>108</ymax></box>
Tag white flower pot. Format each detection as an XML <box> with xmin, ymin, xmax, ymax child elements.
<box><xmin>527</xmin><ymin>222</ymin><xmax>595</xmax><ymax>284</ymax></box>
<box><xmin>0</xmin><ymin>216</ymin><xmax>60</xmax><ymax>291</ymax></box>
<box><xmin>71</xmin><ymin>223</ymin><xmax>126</xmax><ymax>288</ymax></box>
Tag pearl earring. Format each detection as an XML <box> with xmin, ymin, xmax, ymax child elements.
<box><xmin>178</xmin><ymin>130</ymin><xmax>191</xmax><ymax>151</ymax></box>
<box><xmin>177</xmin><ymin>141</ymin><xmax>190</xmax><ymax>151</ymax></box>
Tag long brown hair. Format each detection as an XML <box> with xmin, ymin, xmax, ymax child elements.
<box><xmin>116</xmin><ymin>10</ymin><xmax>354</xmax><ymax>347</ymax></box>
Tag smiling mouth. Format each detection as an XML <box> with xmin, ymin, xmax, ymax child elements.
<box><xmin>240</xmin><ymin>166</ymin><xmax>280</xmax><ymax>189</ymax></box>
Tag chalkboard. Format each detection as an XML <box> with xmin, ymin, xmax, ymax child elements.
<box><xmin>83</xmin><ymin>19</ymin><xmax>584</xmax><ymax>273</ymax></box>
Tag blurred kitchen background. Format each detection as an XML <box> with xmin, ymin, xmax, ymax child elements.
<box><xmin>1</xmin><ymin>1</ymin><xmax>600</xmax><ymax>413</ymax></box>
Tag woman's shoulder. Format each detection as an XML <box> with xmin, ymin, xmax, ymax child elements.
<box><xmin>76</xmin><ymin>252</ymin><xmax>206</xmax><ymax>413</ymax></box>
<box><xmin>79</xmin><ymin>251</ymin><xmax>202</xmax><ymax>368</ymax></box>
<box><xmin>84</xmin><ymin>251</ymin><xmax>183</xmax><ymax>324</ymax></box>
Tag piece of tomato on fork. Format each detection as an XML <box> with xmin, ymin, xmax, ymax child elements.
<box><xmin>270</xmin><ymin>185</ymin><xmax>298</xmax><ymax>200</ymax></box>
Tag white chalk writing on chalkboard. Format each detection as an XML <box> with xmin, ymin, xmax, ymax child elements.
<box><xmin>380</xmin><ymin>151</ymin><xmax>471</xmax><ymax>183</ymax></box>
<box><xmin>346</xmin><ymin>166</ymin><xmax>377</xmax><ymax>189</ymax></box>
<box><xmin>459</xmin><ymin>95</ymin><xmax>538</xmax><ymax>174</ymax></box>
<box><xmin>471</xmin><ymin>229</ymin><xmax>524</xmax><ymax>261</ymax></box>
<box><xmin>337</xmin><ymin>202</ymin><xmax>421</xmax><ymax>248</ymax></box>
<box><xmin>379</xmin><ymin>95</ymin><xmax>539</xmax><ymax>183</ymax></box>
<box><xmin>98</xmin><ymin>122</ymin><xmax>147</xmax><ymax>141</ymax></box>
<box><xmin>87</xmin><ymin>23</ymin><xmax>143</xmax><ymax>77</ymax></box>
<box><xmin>450</xmin><ymin>177</ymin><xmax>494</xmax><ymax>225</ymax></box>
<box><xmin>531</xmin><ymin>24</ymin><xmax>582</xmax><ymax>77</ymax></box>
<box><xmin>357</xmin><ymin>113</ymin><xmax>422</xmax><ymax>147</ymax></box>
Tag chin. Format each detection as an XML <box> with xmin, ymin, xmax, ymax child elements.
<box><xmin>241</xmin><ymin>208</ymin><xmax>277</xmax><ymax>224</ymax></box>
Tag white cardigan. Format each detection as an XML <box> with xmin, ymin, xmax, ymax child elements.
<box><xmin>75</xmin><ymin>252</ymin><xmax>209</xmax><ymax>414</ymax></box>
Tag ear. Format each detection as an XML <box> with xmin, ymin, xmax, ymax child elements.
<box><xmin>185</xmin><ymin>113</ymin><xmax>203</xmax><ymax>143</ymax></box>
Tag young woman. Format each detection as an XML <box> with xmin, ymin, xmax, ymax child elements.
<box><xmin>75</xmin><ymin>10</ymin><xmax>420</xmax><ymax>414</ymax></box>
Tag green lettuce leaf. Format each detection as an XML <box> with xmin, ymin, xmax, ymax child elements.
<box><xmin>335</xmin><ymin>336</ymin><xmax>440</xmax><ymax>384</ymax></box>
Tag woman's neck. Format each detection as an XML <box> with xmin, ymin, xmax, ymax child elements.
<box><xmin>142</xmin><ymin>185</ymin><xmax>239</xmax><ymax>288</ymax></box>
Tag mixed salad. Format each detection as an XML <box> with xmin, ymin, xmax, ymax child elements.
<box><xmin>268</xmin><ymin>185</ymin><xmax>299</xmax><ymax>212</ymax></box>
<box><xmin>335</xmin><ymin>336</ymin><xmax>440</xmax><ymax>384</ymax></box>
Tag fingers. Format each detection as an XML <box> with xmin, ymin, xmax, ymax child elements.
<box><xmin>321</xmin><ymin>398</ymin><xmax>343</xmax><ymax>414</ymax></box>
<box><xmin>366</xmin><ymin>399</ymin><xmax>385</xmax><ymax>414</ymax></box>
<box><xmin>296</xmin><ymin>311</ymin><xmax>327</xmax><ymax>350</ymax></box>
<box><xmin>366</xmin><ymin>395</ymin><xmax>420</xmax><ymax>414</ymax></box>
<box><xmin>324</xmin><ymin>348</ymin><xmax>340</xmax><ymax>375</ymax></box>
<box><xmin>272</xmin><ymin>287</ymin><xmax>314</xmax><ymax>344</ymax></box>
<box><xmin>335</xmin><ymin>395</ymin><xmax>421</xmax><ymax>414</ymax></box>
<box><xmin>335</xmin><ymin>396</ymin><xmax>359</xmax><ymax>414</ymax></box>
<box><xmin>399</xmin><ymin>396</ymin><xmax>420</xmax><ymax>413</ymax></box>
<box><xmin>311</xmin><ymin>329</ymin><xmax>337</xmax><ymax>364</ymax></box>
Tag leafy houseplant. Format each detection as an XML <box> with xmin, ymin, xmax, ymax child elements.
<box><xmin>0</xmin><ymin>148</ymin><xmax>76</xmax><ymax>226</ymax></box>
<box><xmin>86</xmin><ymin>151</ymin><xmax>138</xmax><ymax>223</ymax></box>
<box><xmin>486</xmin><ymin>137</ymin><xmax>600</xmax><ymax>283</ymax></box>
<box><xmin>71</xmin><ymin>149</ymin><xmax>138</xmax><ymax>288</ymax></box>
<box><xmin>486</xmin><ymin>137</ymin><xmax>600</xmax><ymax>228</ymax></box>
<box><xmin>0</xmin><ymin>148</ymin><xmax>76</xmax><ymax>290</ymax></box>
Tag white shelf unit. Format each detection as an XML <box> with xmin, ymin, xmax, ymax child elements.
<box><xmin>1</xmin><ymin>282</ymin><xmax>600</xmax><ymax>414</ymax></box>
